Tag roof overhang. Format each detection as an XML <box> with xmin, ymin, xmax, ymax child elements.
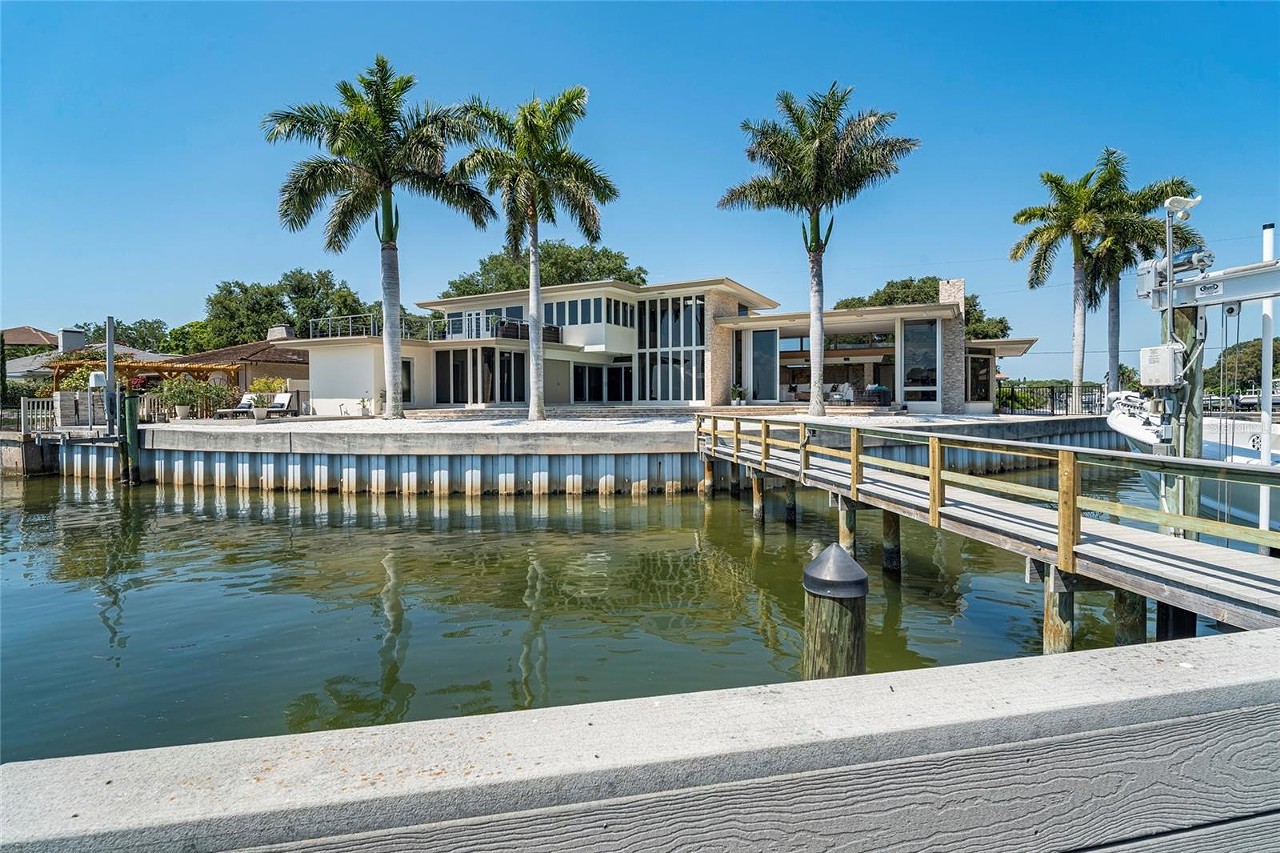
<box><xmin>717</xmin><ymin>303</ymin><xmax>960</xmax><ymax>336</ymax></box>
<box><xmin>966</xmin><ymin>337</ymin><xmax>1038</xmax><ymax>357</ymax></box>
<box><xmin>417</xmin><ymin>276</ymin><xmax>779</xmax><ymax>313</ymax></box>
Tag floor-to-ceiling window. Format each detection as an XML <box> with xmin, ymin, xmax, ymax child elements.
<box><xmin>902</xmin><ymin>319</ymin><xmax>939</xmax><ymax>402</ymax></box>
<box><xmin>751</xmin><ymin>329</ymin><xmax>779</xmax><ymax>402</ymax></box>
<box><xmin>637</xmin><ymin>295</ymin><xmax>706</xmax><ymax>403</ymax></box>
<box><xmin>401</xmin><ymin>358</ymin><xmax>413</xmax><ymax>403</ymax></box>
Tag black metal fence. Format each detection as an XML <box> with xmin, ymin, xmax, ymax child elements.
<box><xmin>995</xmin><ymin>383</ymin><xmax>1107</xmax><ymax>416</ymax></box>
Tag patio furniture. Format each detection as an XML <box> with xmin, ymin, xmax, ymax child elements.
<box><xmin>215</xmin><ymin>394</ymin><xmax>255</xmax><ymax>419</ymax></box>
<box><xmin>264</xmin><ymin>392</ymin><xmax>298</xmax><ymax>418</ymax></box>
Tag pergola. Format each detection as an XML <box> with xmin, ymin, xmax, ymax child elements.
<box><xmin>49</xmin><ymin>359</ymin><xmax>243</xmax><ymax>390</ymax></box>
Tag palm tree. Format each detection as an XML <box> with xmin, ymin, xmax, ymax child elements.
<box><xmin>1010</xmin><ymin>160</ymin><xmax>1119</xmax><ymax>408</ymax></box>
<box><xmin>1085</xmin><ymin>149</ymin><xmax>1198</xmax><ymax>393</ymax></box>
<box><xmin>465</xmin><ymin>87</ymin><xmax>617</xmax><ymax>421</ymax></box>
<box><xmin>719</xmin><ymin>83</ymin><xmax>918</xmax><ymax>415</ymax></box>
<box><xmin>263</xmin><ymin>56</ymin><xmax>494</xmax><ymax>418</ymax></box>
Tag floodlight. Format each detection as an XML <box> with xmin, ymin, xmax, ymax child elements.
<box><xmin>1164</xmin><ymin>195</ymin><xmax>1202</xmax><ymax>213</ymax></box>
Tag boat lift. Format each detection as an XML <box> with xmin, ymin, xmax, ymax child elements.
<box><xmin>1135</xmin><ymin>219</ymin><xmax>1277</xmax><ymax>551</ymax></box>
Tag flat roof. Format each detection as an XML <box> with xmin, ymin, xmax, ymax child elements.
<box><xmin>716</xmin><ymin>303</ymin><xmax>961</xmax><ymax>335</ymax></box>
<box><xmin>416</xmin><ymin>276</ymin><xmax>779</xmax><ymax>313</ymax></box>
<box><xmin>965</xmin><ymin>337</ymin><xmax>1038</xmax><ymax>357</ymax></box>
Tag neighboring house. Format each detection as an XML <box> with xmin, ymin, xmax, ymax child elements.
<box><xmin>287</xmin><ymin>277</ymin><xmax>1035</xmax><ymax>415</ymax></box>
<box><xmin>2</xmin><ymin>326</ymin><xmax>58</xmax><ymax>348</ymax></box>
<box><xmin>170</xmin><ymin>326</ymin><xmax>309</xmax><ymax>393</ymax></box>
<box><xmin>3</xmin><ymin>327</ymin><xmax>178</xmax><ymax>381</ymax></box>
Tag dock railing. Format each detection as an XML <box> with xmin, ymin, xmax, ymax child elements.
<box><xmin>696</xmin><ymin>414</ymin><xmax>1280</xmax><ymax>562</ymax></box>
<box><xmin>18</xmin><ymin>397</ymin><xmax>55</xmax><ymax>435</ymax></box>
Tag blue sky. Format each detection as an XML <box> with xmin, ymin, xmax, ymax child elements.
<box><xmin>3</xmin><ymin>2</ymin><xmax>1277</xmax><ymax>379</ymax></box>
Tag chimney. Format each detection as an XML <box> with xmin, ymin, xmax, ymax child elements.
<box><xmin>266</xmin><ymin>324</ymin><xmax>295</xmax><ymax>341</ymax></box>
<box><xmin>938</xmin><ymin>278</ymin><xmax>966</xmax><ymax>320</ymax></box>
<box><xmin>58</xmin><ymin>327</ymin><xmax>86</xmax><ymax>353</ymax></box>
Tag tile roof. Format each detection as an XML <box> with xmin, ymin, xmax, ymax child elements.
<box><xmin>2</xmin><ymin>326</ymin><xmax>57</xmax><ymax>346</ymax></box>
<box><xmin>170</xmin><ymin>341</ymin><xmax>309</xmax><ymax>365</ymax></box>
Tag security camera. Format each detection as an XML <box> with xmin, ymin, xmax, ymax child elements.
<box><xmin>1223</xmin><ymin>301</ymin><xmax>1242</xmax><ymax>317</ymax></box>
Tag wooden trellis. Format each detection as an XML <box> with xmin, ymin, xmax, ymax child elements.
<box><xmin>49</xmin><ymin>359</ymin><xmax>242</xmax><ymax>390</ymax></box>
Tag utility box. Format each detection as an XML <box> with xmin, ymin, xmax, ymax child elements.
<box><xmin>1140</xmin><ymin>344</ymin><xmax>1181</xmax><ymax>388</ymax></box>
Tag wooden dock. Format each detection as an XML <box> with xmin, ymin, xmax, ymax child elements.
<box><xmin>696</xmin><ymin>415</ymin><xmax>1280</xmax><ymax>641</ymax></box>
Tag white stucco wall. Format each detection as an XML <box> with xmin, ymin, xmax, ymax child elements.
<box><xmin>307</xmin><ymin>344</ymin><xmax>382</xmax><ymax>416</ymax></box>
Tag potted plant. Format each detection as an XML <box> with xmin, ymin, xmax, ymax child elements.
<box><xmin>358</xmin><ymin>396</ymin><xmax>370</xmax><ymax>417</ymax></box>
<box><xmin>158</xmin><ymin>377</ymin><xmax>201</xmax><ymax>420</ymax></box>
<box><xmin>730</xmin><ymin>384</ymin><xmax>745</xmax><ymax>406</ymax></box>
<box><xmin>251</xmin><ymin>393</ymin><xmax>272</xmax><ymax>421</ymax></box>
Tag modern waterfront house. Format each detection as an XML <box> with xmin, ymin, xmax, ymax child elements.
<box><xmin>289</xmin><ymin>276</ymin><xmax>1035</xmax><ymax>416</ymax></box>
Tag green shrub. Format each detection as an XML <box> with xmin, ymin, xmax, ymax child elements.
<box><xmin>248</xmin><ymin>376</ymin><xmax>287</xmax><ymax>394</ymax></box>
<box><xmin>1</xmin><ymin>379</ymin><xmax>49</xmax><ymax>407</ymax></box>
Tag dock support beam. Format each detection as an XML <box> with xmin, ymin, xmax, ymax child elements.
<box><xmin>881</xmin><ymin>511</ymin><xmax>901</xmax><ymax>573</ymax></box>
<box><xmin>1114</xmin><ymin>590</ymin><xmax>1147</xmax><ymax>646</ymax></box>
<box><xmin>1156</xmin><ymin>602</ymin><xmax>1197</xmax><ymax>641</ymax></box>
<box><xmin>802</xmin><ymin>545</ymin><xmax>868</xmax><ymax>680</ymax></box>
<box><xmin>784</xmin><ymin>481</ymin><xmax>797</xmax><ymax>527</ymax></box>
<box><xmin>837</xmin><ymin>496</ymin><xmax>855</xmax><ymax>553</ymax></box>
<box><xmin>1037</xmin><ymin>560</ymin><xmax>1074</xmax><ymax>654</ymax></box>
<box><xmin>751</xmin><ymin>471</ymin><xmax>764</xmax><ymax>525</ymax></box>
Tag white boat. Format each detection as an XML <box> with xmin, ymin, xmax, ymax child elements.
<box><xmin>1237</xmin><ymin>378</ymin><xmax>1280</xmax><ymax>411</ymax></box>
<box><xmin>1106</xmin><ymin>392</ymin><xmax>1279</xmax><ymax>532</ymax></box>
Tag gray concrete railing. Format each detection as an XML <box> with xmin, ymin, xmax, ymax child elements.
<box><xmin>4</xmin><ymin>629</ymin><xmax>1278</xmax><ymax>852</ymax></box>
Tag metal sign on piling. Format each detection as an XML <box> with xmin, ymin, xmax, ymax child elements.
<box><xmin>802</xmin><ymin>543</ymin><xmax>869</xmax><ymax>680</ymax></box>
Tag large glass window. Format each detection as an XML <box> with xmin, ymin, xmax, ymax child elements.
<box><xmin>635</xmin><ymin>296</ymin><xmax>707</xmax><ymax>403</ymax></box>
<box><xmin>401</xmin><ymin>358</ymin><xmax>413</xmax><ymax>403</ymax></box>
<box><xmin>751</xmin><ymin>329</ymin><xmax>779</xmax><ymax>401</ymax></box>
<box><xmin>902</xmin><ymin>319</ymin><xmax>939</xmax><ymax>402</ymax></box>
<box><xmin>569</xmin><ymin>301</ymin><xmax>579</xmax><ymax>325</ymax></box>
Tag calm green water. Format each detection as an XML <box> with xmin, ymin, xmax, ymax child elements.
<box><xmin>1</xmin><ymin>469</ymin><xmax>1185</xmax><ymax>763</ymax></box>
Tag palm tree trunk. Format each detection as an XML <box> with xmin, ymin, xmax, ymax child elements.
<box><xmin>1107</xmin><ymin>272</ymin><xmax>1121</xmax><ymax>393</ymax></box>
<box><xmin>527</xmin><ymin>215</ymin><xmax>546</xmax><ymax>421</ymax></box>
<box><xmin>808</xmin><ymin>249</ymin><xmax>826</xmax><ymax>417</ymax></box>
<box><xmin>1070</xmin><ymin>248</ymin><xmax>1087</xmax><ymax>412</ymax></box>
<box><xmin>380</xmin><ymin>239</ymin><xmax>404</xmax><ymax>419</ymax></box>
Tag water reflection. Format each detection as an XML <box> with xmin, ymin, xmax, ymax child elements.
<box><xmin>2</xmin><ymin>470</ymin><xmax>1151</xmax><ymax>762</ymax></box>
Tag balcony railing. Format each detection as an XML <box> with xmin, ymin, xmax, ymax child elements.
<box><xmin>309</xmin><ymin>314</ymin><xmax>562</xmax><ymax>344</ymax></box>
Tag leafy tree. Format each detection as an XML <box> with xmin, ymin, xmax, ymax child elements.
<box><xmin>467</xmin><ymin>86</ymin><xmax>618</xmax><ymax>421</ymax></box>
<box><xmin>161</xmin><ymin>320</ymin><xmax>218</xmax><ymax>355</ymax></box>
<box><xmin>264</xmin><ymin>55</ymin><xmax>493</xmax><ymax>418</ymax></box>
<box><xmin>834</xmin><ymin>276</ymin><xmax>1012</xmax><ymax>339</ymax></box>
<box><xmin>278</xmin><ymin>268</ymin><xmax>368</xmax><ymax>336</ymax></box>
<box><xmin>1085</xmin><ymin>149</ymin><xmax>1197</xmax><ymax>392</ymax></box>
<box><xmin>720</xmin><ymin>82</ymin><xmax>918</xmax><ymax>415</ymax></box>
<box><xmin>204</xmin><ymin>281</ymin><xmax>291</xmax><ymax>348</ymax></box>
<box><xmin>1010</xmin><ymin>154</ymin><xmax>1125</xmax><ymax>406</ymax></box>
<box><xmin>1206</xmin><ymin>337</ymin><xmax>1280</xmax><ymax>395</ymax></box>
<box><xmin>76</xmin><ymin>318</ymin><xmax>171</xmax><ymax>352</ymax></box>
<box><xmin>441</xmin><ymin>241</ymin><xmax>646</xmax><ymax>299</ymax></box>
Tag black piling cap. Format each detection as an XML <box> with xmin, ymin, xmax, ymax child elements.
<box><xmin>802</xmin><ymin>544</ymin><xmax>869</xmax><ymax>600</ymax></box>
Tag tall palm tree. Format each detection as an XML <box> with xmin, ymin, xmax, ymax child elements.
<box><xmin>466</xmin><ymin>87</ymin><xmax>618</xmax><ymax>421</ymax></box>
<box><xmin>1010</xmin><ymin>159</ymin><xmax>1120</xmax><ymax>408</ymax></box>
<box><xmin>719</xmin><ymin>83</ymin><xmax>918</xmax><ymax>415</ymax></box>
<box><xmin>1085</xmin><ymin>149</ymin><xmax>1198</xmax><ymax>392</ymax></box>
<box><xmin>263</xmin><ymin>55</ymin><xmax>494</xmax><ymax>418</ymax></box>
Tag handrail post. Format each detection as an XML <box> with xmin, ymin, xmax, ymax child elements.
<box><xmin>799</xmin><ymin>423</ymin><xmax>809</xmax><ymax>473</ymax></box>
<box><xmin>732</xmin><ymin>418</ymin><xmax>741</xmax><ymax>463</ymax></box>
<box><xmin>928</xmin><ymin>436</ymin><xmax>944</xmax><ymax>527</ymax></box>
<box><xmin>760</xmin><ymin>420</ymin><xmax>771</xmax><ymax>470</ymax></box>
<box><xmin>849</xmin><ymin>427</ymin><xmax>862</xmax><ymax>501</ymax></box>
<box><xmin>1057</xmin><ymin>449</ymin><xmax>1080</xmax><ymax>574</ymax></box>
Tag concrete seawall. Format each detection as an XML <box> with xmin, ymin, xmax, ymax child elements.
<box><xmin>4</xmin><ymin>630</ymin><xmax>1277</xmax><ymax>852</ymax></box>
<box><xmin>53</xmin><ymin>416</ymin><xmax>1124</xmax><ymax>494</ymax></box>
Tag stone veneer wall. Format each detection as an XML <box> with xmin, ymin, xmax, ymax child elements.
<box><xmin>54</xmin><ymin>391</ymin><xmax>107</xmax><ymax>428</ymax></box>
<box><xmin>939</xmin><ymin>278</ymin><xmax>967</xmax><ymax>414</ymax></box>
<box><xmin>703</xmin><ymin>290</ymin><xmax>738</xmax><ymax>406</ymax></box>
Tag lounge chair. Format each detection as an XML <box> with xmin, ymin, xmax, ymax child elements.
<box><xmin>264</xmin><ymin>392</ymin><xmax>297</xmax><ymax>418</ymax></box>
<box><xmin>215</xmin><ymin>394</ymin><xmax>255</xmax><ymax>419</ymax></box>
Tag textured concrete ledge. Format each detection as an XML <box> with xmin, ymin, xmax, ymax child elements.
<box><xmin>4</xmin><ymin>630</ymin><xmax>1278</xmax><ymax>852</ymax></box>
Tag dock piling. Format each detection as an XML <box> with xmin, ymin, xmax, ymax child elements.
<box><xmin>121</xmin><ymin>392</ymin><xmax>140</xmax><ymax>486</ymax></box>
<box><xmin>1156</xmin><ymin>602</ymin><xmax>1197</xmax><ymax>641</ymax></box>
<box><xmin>784</xmin><ymin>480</ymin><xmax>797</xmax><ymax>526</ymax></box>
<box><xmin>701</xmin><ymin>457</ymin><xmax>714</xmax><ymax>497</ymax></box>
<box><xmin>751</xmin><ymin>471</ymin><xmax>764</xmax><ymax>525</ymax></box>
<box><xmin>1114</xmin><ymin>589</ymin><xmax>1147</xmax><ymax>646</ymax></box>
<box><xmin>881</xmin><ymin>510</ymin><xmax>902</xmax><ymax>573</ymax></box>
<box><xmin>729</xmin><ymin>462</ymin><xmax>740</xmax><ymax>497</ymax></box>
<box><xmin>802</xmin><ymin>544</ymin><xmax>868</xmax><ymax>679</ymax></box>
<box><xmin>837</xmin><ymin>495</ymin><xmax>855</xmax><ymax>553</ymax></box>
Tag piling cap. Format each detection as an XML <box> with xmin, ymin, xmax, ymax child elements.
<box><xmin>802</xmin><ymin>544</ymin><xmax>869</xmax><ymax>599</ymax></box>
